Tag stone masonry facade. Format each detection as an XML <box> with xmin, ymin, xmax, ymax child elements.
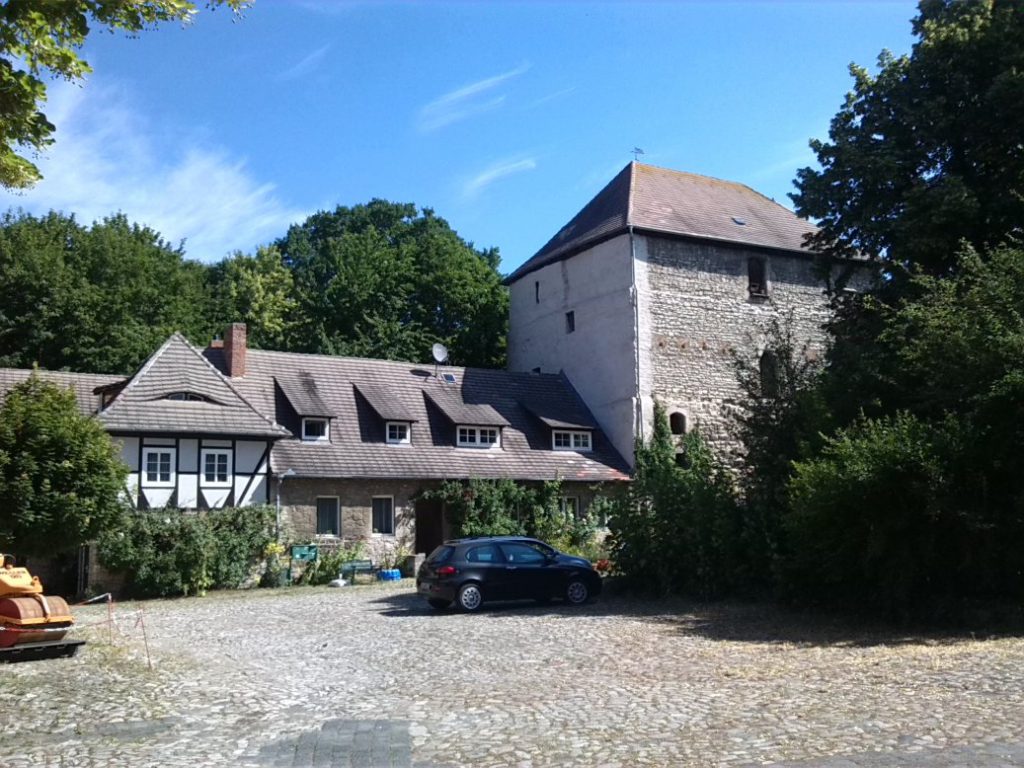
<box><xmin>637</xmin><ymin>235</ymin><xmax>835</xmax><ymax>455</ymax></box>
<box><xmin>279</xmin><ymin>479</ymin><xmax>606</xmax><ymax>564</ymax></box>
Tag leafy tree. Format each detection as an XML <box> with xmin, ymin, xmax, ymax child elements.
<box><xmin>607</xmin><ymin>403</ymin><xmax>741</xmax><ymax>598</ymax></box>
<box><xmin>0</xmin><ymin>374</ymin><xmax>128</xmax><ymax>557</ymax></box>
<box><xmin>0</xmin><ymin>0</ymin><xmax>247</xmax><ymax>189</ymax></box>
<box><xmin>277</xmin><ymin>200</ymin><xmax>509</xmax><ymax>367</ymax></box>
<box><xmin>0</xmin><ymin>211</ymin><xmax>217</xmax><ymax>374</ymax></box>
<box><xmin>209</xmin><ymin>245</ymin><xmax>298</xmax><ymax>350</ymax></box>
<box><xmin>779</xmin><ymin>248</ymin><xmax>1024</xmax><ymax>616</ymax></box>
<box><xmin>792</xmin><ymin>0</ymin><xmax>1024</xmax><ymax>279</ymax></box>
<box><xmin>730</xmin><ymin>315</ymin><xmax>831</xmax><ymax>589</ymax></box>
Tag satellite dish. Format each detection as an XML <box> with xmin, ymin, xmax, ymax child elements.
<box><xmin>431</xmin><ymin>343</ymin><xmax>449</xmax><ymax>363</ymax></box>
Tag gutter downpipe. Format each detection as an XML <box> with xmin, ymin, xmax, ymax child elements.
<box><xmin>628</xmin><ymin>224</ymin><xmax>644</xmax><ymax>460</ymax></box>
<box><xmin>275</xmin><ymin>468</ymin><xmax>296</xmax><ymax>539</ymax></box>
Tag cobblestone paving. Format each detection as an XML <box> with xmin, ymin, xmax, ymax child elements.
<box><xmin>2</xmin><ymin>583</ymin><xmax>1023</xmax><ymax>767</ymax></box>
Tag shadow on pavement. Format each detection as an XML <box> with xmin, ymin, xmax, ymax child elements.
<box><xmin>368</xmin><ymin>587</ymin><xmax>1021</xmax><ymax>648</ymax></box>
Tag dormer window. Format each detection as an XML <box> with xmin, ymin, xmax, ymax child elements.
<box><xmin>302</xmin><ymin>418</ymin><xmax>329</xmax><ymax>442</ymax></box>
<box><xmin>165</xmin><ymin>392</ymin><xmax>210</xmax><ymax>402</ymax></box>
<box><xmin>552</xmin><ymin>430</ymin><xmax>592</xmax><ymax>452</ymax></box>
<box><xmin>458</xmin><ymin>426</ymin><xmax>500</xmax><ymax>448</ymax></box>
<box><xmin>387</xmin><ymin>422</ymin><xmax>410</xmax><ymax>445</ymax></box>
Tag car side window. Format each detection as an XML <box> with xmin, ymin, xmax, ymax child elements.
<box><xmin>465</xmin><ymin>544</ymin><xmax>501</xmax><ymax>563</ymax></box>
<box><xmin>498</xmin><ymin>543</ymin><xmax>547</xmax><ymax>565</ymax></box>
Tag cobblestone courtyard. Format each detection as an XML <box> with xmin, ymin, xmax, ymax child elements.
<box><xmin>2</xmin><ymin>582</ymin><xmax>1023</xmax><ymax>767</ymax></box>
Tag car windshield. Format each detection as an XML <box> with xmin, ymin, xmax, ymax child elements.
<box><xmin>426</xmin><ymin>545</ymin><xmax>454</xmax><ymax>563</ymax></box>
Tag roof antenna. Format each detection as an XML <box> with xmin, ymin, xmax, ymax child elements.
<box><xmin>632</xmin><ymin>147</ymin><xmax>645</xmax><ymax>161</ymax></box>
<box><xmin>431</xmin><ymin>342</ymin><xmax>449</xmax><ymax>379</ymax></box>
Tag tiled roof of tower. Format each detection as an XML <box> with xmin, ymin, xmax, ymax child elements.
<box><xmin>507</xmin><ymin>161</ymin><xmax>818</xmax><ymax>282</ymax></box>
<box><xmin>0</xmin><ymin>368</ymin><xmax>123</xmax><ymax>417</ymax></box>
<box><xmin>99</xmin><ymin>334</ymin><xmax>291</xmax><ymax>438</ymax></box>
<box><xmin>205</xmin><ymin>347</ymin><xmax>630</xmax><ymax>482</ymax></box>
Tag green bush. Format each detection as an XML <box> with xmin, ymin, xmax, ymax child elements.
<box><xmin>785</xmin><ymin>411</ymin><xmax>1024</xmax><ymax>616</ymax></box>
<box><xmin>607</xmin><ymin>403</ymin><xmax>742</xmax><ymax>598</ymax></box>
<box><xmin>97</xmin><ymin>506</ymin><xmax>275</xmax><ymax>598</ymax></box>
<box><xmin>420</xmin><ymin>478</ymin><xmax>606</xmax><ymax>559</ymax></box>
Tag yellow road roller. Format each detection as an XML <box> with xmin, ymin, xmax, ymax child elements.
<box><xmin>0</xmin><ymin>554</ymin><xmax>85</xmax><ymax>662</ymax></box>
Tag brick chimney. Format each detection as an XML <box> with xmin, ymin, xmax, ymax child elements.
<box><xmin>224</xmin><ymin>323</ymin><xmax>247</xmax><ymax>378</ymax></box>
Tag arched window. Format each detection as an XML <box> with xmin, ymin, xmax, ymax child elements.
<box><xmin>759</xmin><ymin>351</ymin><xmax>780</xmax><ymax>397</ymax></box>
<box><xmin>669</xmin><ymin>411</ymin><xmax>687</xmax><ymax>435</ymax></box>
<box><xmin>164</xmin><ymin>392</ymin><xmax>210</xmax><ymax>402</ymax></box>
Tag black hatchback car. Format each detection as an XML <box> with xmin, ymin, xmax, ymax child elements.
<box><xmin>416</xmin><ymin>536</ymin><xmax>602</xmax><ymax>612</ymax></box>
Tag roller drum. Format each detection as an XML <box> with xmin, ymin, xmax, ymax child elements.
<box><xmin>0</xmin><ymin>595</ymin><xmax>73</xmax><ymax>647</ymax></box>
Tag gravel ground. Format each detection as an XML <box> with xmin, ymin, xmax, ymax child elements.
<box><xmin>1</xmin><ymin>581</ymin><xmax>1023</xmax><ymax>767</ymax></box>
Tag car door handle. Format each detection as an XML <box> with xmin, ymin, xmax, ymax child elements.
<box><xmin>506</xmin><ymin>566</ymin><xmax>517</xmax><ymax>570</ymax></box>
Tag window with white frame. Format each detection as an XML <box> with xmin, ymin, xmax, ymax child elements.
<box><xmin>316</xmin><ymin>497</ymin><xmax>339</xmax><ymax>536</ymax></box>
<box><xmin>552</xmin><ymin>430</ymin><xmax>592</xmax><ymax>452</ymax></box>
<box><xmin>457</xmin><ymin>426</ymin><xmax>500</xmax><ymax>448</ymax></box>
<box><xmin>372</xmin><ymin>497</ymin><xmax>395</xmax><ymax>535</ymax></box>
<box><xmin>200</xmin><ymin>449</ymin><xmax>231</xmax><ymax>486</ymax></box>
<box><xmin>560</xmin><ymin>496</ymin><xmax>580</xmax><ymax>519</ymax></box>
<box><xmin>142</xmin><ymin>447</ymin><xmax>176</xmax><ymax>487</ymax></box>
<box><xmin>386</xmin><ymin>422</ymin><xmax>410</xmax><ymax>444</ymax></box>
<box><xmin>302</xmin><ymin>418</ymin><xmax>329</xmax><ymax>442</ymax></box>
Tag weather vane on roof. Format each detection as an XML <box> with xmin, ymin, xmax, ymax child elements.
<box><xmin>632</xmin><ymin>147</ymin><xmax>645</xmax><ymax>161</ymax></box>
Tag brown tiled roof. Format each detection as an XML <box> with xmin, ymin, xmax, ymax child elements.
<box><xmin>207</xmin><ymin>348</ymin><xmax>630</xmax><ymax>483</ymax></box>
<box><xmin>277</xmin><ymin>373</ymin><xmax>333</xmax><ymax>417</ymax></box>
<box><xmin>99</xmin><ymin>334</ymin><xmax>290</xmax><ymax>438</ymax></box>
<box><xmin>507</xmin><ymin>161</ymin><xmax>818</xmax><ymax>282</ymax></box>
<box><xmin>354</xmin><ymin>383</ymin><xmax>418</xmax><ymax>422</ymax></box>
<box><xmin>519</xmin><ymin>399</ymin><xmax>597</xmax><ymax>430</ymax></box>
<box><xmin>0</xmin><ymin>368</ymin><xmax>123</xmax><ymax>417</ymax></box>
<box><xmin>423</xmin><ymin>386</ymin><xmax>510</xmax><ymax>427</ymax></box>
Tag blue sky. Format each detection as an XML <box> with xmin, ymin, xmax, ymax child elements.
<box><xmin>0</xmin><ymin>1</ymin><xmax>917</xmax><ymax>275</ymax></box>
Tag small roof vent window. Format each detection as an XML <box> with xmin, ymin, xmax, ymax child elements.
<box><xmin>731</xmin><ymin>216</ymin><xmax>747</xmax><ymax>226</ymax></box>
<box><xmin>442</xmin><ymin>373</ymin><xmax>457</xmax><ymax>384</ymax></box>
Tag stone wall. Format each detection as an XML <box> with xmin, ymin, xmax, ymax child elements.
<box><xmin>279</xmin><ymin>478</ymin><xmax>423</xmax><ymax>563</ymax></box>
<box><xmin>279</xmin><ymin>478</ymin><xmax>612</xmax><ymax>561</ymax></box>
<box><xmin>635</xmin><ymin>235</ymin><xmax>838</xmax><ymax>456</ymax></box>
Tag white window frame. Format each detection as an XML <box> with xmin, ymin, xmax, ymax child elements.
<box><xmin>372</xmin><ymin>496</ymin><xmax>395</xmax><ymax>536</ymax></box>
<box><xmin>386</xmin><ymin>422</ymin><xmax>410</xmax><ymax>445</ymax></box>
<box><xmin>141</xmin><ymin>447</ymin><xmax>176</xmax><ymax>488</ymax></box>
<box><xmin>302</xmin><ymin>418</ymin><xmax>330</xmax><ymax>443</ymax></box>
<box><xmin>200</xmin><ymin>448</ymin><xmax>232</xmax><ymax>487</ymax></box>
<box><xmin>457</xmin><ymin>426</ymin><xmax>501</xmax><ymax>449</ymax></box>
<box><xmin>552</xmin><ymin>430</ymin><xmax>592</xmax><ymax>452</ymax></box>
<box><xmin>315</xmin><ymin>496</ymin><xmax>340</xmax><ymax>537</ymax></box>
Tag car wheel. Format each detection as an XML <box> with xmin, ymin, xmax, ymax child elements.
<box><xmin>565</xmin><ymin>578</ymin><xmax>590</xmax><ymax>605</ymax></box>
<box><xmin>457</xmin><ymin>583</ymin><xmax>484</xmax><ymax>612</ymax></box>
<box><xmin>428</xmin><ymin>598</ymin><xmax>450</xmax><ymax>610</ymax></box>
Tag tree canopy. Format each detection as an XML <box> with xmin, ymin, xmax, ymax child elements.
<box><xmin>0</xmin><ymin>375</ymin><xmax>128</xmax><ymax>557</ymax></box>
<box><xmin>792</xmin><ymin>0</ymin><xmax>1024</xmax><ymax>279</ymax></box>
<box><xmin>276</xmin><ymin>200</ymin><xmax>508</xmax><ymax>368</ymax></box>
<box><xmin>0</xmin><ymin>0</ymin><xmax>247</xmax><ymax>189</ymax></box>
<box><xmin>723</xmin><ymin>1</ymin><xmax>1024</xmax><ymax>618</ymax></box>
<box><xmin>0</xmin><ymin>210</ymin><xmax>218</xmax><ymax>374</ymax></box>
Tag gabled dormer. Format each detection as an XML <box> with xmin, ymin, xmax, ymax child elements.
<box><xmin>354</xmin><ymin>383</ymin><xmax>417</xmax><ymax>445</ymax></box>
<box><xmin>276</xmin><ymin>374</ymin><xmax>334</xmax><ymax>443</ymax></box>
<box><xmin>519</xmin><ymin>393</ymin><xmax>597</xmax><ymax>454</ymax></box>
<box><xmin>423</xmin><ymin>386</ymin><xmax>509</xmax><ymax>450</ymax></box>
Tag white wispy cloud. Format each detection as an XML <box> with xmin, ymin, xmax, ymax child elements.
<box><xmin>0</xmin><ymin>82</ymin><xmax>305</xmax><ymax>262</ymax></box>
<box><xmin>276</xmin><ymin>44</ymin><xmax>331</xmax><ymax>82</ymax></box>
<box><xmin>526</xmin><ymin>86</ymin><xmax>575</xmax><ymax>110</ymax></box>
<box><xmin>463</xmin><ymin>157</ymin><xmax>537</xmax><ymax>198</ymax></box>
<box><xmin>418</xmin><ymin>63</ymin><xmax>530</xmax><ymax>132</ymax></box>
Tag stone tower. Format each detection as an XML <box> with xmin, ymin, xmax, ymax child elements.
<box><xmin>506</xmin><ymin>161</ymin><xmax>850</xmax><ymax>466</ymax></box>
